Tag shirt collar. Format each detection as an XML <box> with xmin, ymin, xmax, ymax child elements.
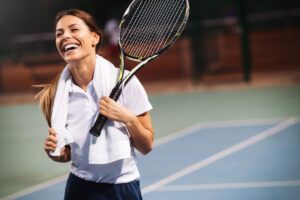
<box><xmin>69</xmin><ymin>79</ymin><xmax>94</xmax><ymax>94</ymax></box>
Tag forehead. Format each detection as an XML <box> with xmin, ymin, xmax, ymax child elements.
<box><xmin>56</xmin><ymin>15</ymin><xmax>87</xmax><ymax>30</ymax></box>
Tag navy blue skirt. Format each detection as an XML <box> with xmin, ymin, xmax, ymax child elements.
<box><xmin>64</xmin><ymin>173</ymin><xmax>143</xmax><ymax>200</ymax></box>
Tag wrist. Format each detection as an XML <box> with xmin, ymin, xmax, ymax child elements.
<box><xmin>125</xmin><ymin>114</ymin><xmax>138</xmax><ymax>127</ymax></box>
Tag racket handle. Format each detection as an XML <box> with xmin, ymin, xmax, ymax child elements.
<box><xmin>89</xmin><ymin>114</ymin><xmax>108</xmax><ymax>137</ymax></box>
<box><xmin>89</xmin><ymin>85</ymin><xmax>123</xmax><ymax>137</ymax></box>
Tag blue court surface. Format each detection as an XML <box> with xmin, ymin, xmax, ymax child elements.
<box><xmin>5</xmin><ymin>117</ymin><xmax>300</xmax><ymax>200</ymax></box>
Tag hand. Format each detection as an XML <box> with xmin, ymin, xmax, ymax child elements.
<box><xmin>43</xmin><ymin>128</ymin><xmax>71</xmax><ymax>162</ymax></box>
<box><xmin>44</xmin><ymin>128</ymin><xmax>58</xmax><ymax>154</ymax></box>
<box><xmin>99</xmin><ymin>96</ymin><xmax>135</xmax><ymax>124</ymax></box>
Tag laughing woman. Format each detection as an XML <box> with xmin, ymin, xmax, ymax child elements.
<box><xmin>37</xmin><ymin>9</ymin><xmax>154</xmax><ymax>200</ymax></box>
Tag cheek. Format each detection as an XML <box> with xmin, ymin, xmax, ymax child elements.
<box><xmin>55</xmin><ymin>40</ymin><xmax>61</xmax><ymax>52</ymax></box>
<box><xmin>80</xmin><ymin>33</ymin><xmax>95</xmax><ymax>47</ymax></box>
<box><xmin>82</xmin><ymin>36</ymin><xmax>93</xmax><ymax>47</ymax></box>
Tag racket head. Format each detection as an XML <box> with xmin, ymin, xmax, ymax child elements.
<box><xmin>118</xmin><ymin>0</ymin><xmax>190</xmax><ymax>62</ymax></box>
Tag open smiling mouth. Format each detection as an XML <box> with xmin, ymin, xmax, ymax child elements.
<box><xmin>62</xmin><ymin>43</ymin><xmax>80</xmax><ymax>53</ymax></box>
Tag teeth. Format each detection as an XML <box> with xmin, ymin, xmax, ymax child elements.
<box><xmin>63</xmin><ymin>44</ymin><xmax>79</xmax><ymax>52</ymax></box>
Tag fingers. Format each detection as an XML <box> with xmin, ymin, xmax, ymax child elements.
<box><xmin>98</xmin><ymin>96</ymin><xmax>134</xmax><ymax>123</ymax></box>
<box><xmin>44</xmin><ymin>128</ymin><xmax>58</xmax><ymax>153</ymax></box>
<box><xmin>49</xmin><ymin>128</ymin><xmax>57</xmax><ymax>136</ymax></box>
<box><xmin>99</xmin><ymin>96</ymin><xmax>113</xmax><ymax>115</ymax></box>
<box><xmin>99</xmin><ymin>96</ymin><xmax>112</xmax><ymax>107</ymax></box>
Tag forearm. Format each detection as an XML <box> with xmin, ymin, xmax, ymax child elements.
<box><xmin>47</xmin><ymin>146</ymin><xmax>71</xmax><ymax>163</ymax></box>
<box><xmin>99</xmin><ymin>97</ymin><xmax>154</xmax><ymax>154</ymax></box>
<box><xmin>125</xmin><ymin>113</ymin><xmax>154</xmax><ymax>155</ymax></box>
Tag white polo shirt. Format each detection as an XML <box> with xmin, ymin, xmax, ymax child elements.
<box><xmin>66</xmin><ymin>76</ymin><xmax>152</xmax><ymax>183</ymax></box>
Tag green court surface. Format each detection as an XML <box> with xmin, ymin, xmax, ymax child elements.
<box><xmin>0</xmin><ymin>84</ymin><xmax>300</xmax><ymax>198</ymax></box>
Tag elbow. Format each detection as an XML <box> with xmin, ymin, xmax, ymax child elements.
<box><xmin>140</xmin><ymin>145</ymin><xmax>153</xmax><ymax>155</ymax></box>
<box><xmin>134</xmin><ymin>127</ymin><xmax>154</xmax><ymax>155</ymax></box>
<box><xmin>140</xmin><ymin>141</ymin><xmax>154</xmax><ymax>155</ymax></box>
<box><xmin>142</xmin><ymin>133</ymin><xmax>154</xmax><ymax>155</ymax></box>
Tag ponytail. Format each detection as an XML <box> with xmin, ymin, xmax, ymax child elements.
<box><xmin>34</xmin><ymin>73</ymin><xmax>60</xmax><ymax>127</ymax></box>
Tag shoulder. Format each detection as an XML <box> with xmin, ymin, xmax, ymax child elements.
<box><xmin>96</xmin><ymin>55</ymin><xmax>120</xmax><ymax>77</ymax></box>
<box><xmin>96</xmin><ymin>55</ymin><xmax>117</xmax><ymax>69</ymax></box>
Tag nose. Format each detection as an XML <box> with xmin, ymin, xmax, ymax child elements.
<box><xmin>61</xmin><ymin>31</ymin><xmax>71</xmax><ymax>39</ymax></box>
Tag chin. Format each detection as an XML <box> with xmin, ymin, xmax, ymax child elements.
<box><xmin>63</xmin><ymin>54</ymin><xmax>82</xmax><ymax>63</ymax></box>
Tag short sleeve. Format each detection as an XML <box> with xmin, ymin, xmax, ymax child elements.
<box><xmin>120</xmin><ymin>75</ymin><xmax>152</xmax><ymax>116</ymax></box>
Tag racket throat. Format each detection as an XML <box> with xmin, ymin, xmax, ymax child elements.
<box><xmin>123</xmin><ymin>54</ymin><xmax>158</xmax><ymax>85</ymax></box>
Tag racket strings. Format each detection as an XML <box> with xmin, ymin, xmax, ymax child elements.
<box><xmin>148</xmin><ymin>0</ymin><xmax>185</xmax><ymax>56</ymax></box>
<box><xmin>123</xmin><ymin>0</ymin><xmax>184</xmax><ymax>57</ymax></box>
<box><xmin>120</xmin><ymin>0</ymin><xmax>187</xmax><ymax>59</ymax></box>
<box><xmin>136</xmin><ymin>0</ymin><xmax>180</xmax><ymax>57</ymax></box>
<box><xmin>122</xmin><ymin>0</ymin><xmax>162</xmax><ymax>57</ymax></box>
<box><xmin>125</xmin><ymin>0</ymin><xmax>158</xmax><ymax>55</ymax></box>
<box><xmin>121</xmin><ymin>0</ymin><xmax>150</xmax><ymax>46</ymax></box>
<box><xmin>120</xmin><ymin>1</ymin><xmax>144</xmax><ymax>40</ymax></box>
<box><xmin>130</xmin><ymin>0</ymin><xmax>169</xmax><ymax>57</ymax></box>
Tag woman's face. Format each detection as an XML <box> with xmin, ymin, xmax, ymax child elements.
<box><xmin>55</xmin><ymin>15</ymin><xmax>99</xmax><ymax>63</ymax></box>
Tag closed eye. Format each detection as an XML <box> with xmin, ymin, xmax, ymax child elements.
<box><xmin>56</xmin><ymin>29</ymin><xmax>63</xmax><ymax>38</ymax></box>
<box><xmin>70</xmin><ymin>28</ymin><xmax>78</xmax><ymax>33</ymax></box>
<box><xmin>56</xmin><ymin>32</ymin><xmax>63</xmax><ymax>38</ymax></box>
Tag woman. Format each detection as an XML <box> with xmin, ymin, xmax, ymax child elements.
<box><xmin>37</xmin><ymin>9</ymin><xmax>154</xmax><ymax>200</ymax></box>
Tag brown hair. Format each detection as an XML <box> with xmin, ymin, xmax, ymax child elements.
<box><xmin>36</xmin><ymin>9</ymin><xmax>103</xmax><ymax>126</ymax></box>
<box><xmin>34</xmin><ymin>74</ymin><xmax>60</xmax><ymax>127</ymax></box>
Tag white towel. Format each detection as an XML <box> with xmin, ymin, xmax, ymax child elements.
<box><xmin>50</xmin><ymin>55</ymin><xmax>125</xmax><ymax>158</ymax></box>
<box><xmin>50</xmin><ymin>66</ymin><xmax>73</xmax><ymax>156</ymax></box>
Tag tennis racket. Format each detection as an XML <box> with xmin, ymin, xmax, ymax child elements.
<box><xmin>90</xmin><ymin>0</ymin><xmax>190</xmax><ymax>137</ymax></box>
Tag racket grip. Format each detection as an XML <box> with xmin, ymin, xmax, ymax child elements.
<box><xmin>89</xmin><ymin>86</ymin><xmax>123</xmax><ymax>137</ymax></box>
<box><xmin>89</xmin><ymin>114</ymin><xmax>108</xmax><ymax>137</ymax></box>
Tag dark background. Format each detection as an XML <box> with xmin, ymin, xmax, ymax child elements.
<box><xmin>0</xmin><ymin>0</ymin><xmax>298</xmax><ymax>57</ymax></box>
<box><xmin>0</xmin><ymin>0</ymin><xmax>299</xmax><ymax>93</ymax></box>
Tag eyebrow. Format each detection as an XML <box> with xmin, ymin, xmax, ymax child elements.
<box><xmin>56</xmin><ymin>23</ymin><xmax>79</xmax><ymax>32</ymax></box>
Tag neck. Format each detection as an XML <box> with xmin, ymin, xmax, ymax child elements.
<box><xmin>68</xmin><ymin>54</ymin><xmax>96</xmax><ymax>91</ymax></box>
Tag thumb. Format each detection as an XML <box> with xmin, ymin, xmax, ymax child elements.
<box><xmin>49</xmin><ymin>128</ymin><xmax>57</xmax><ymax>136</ymax></box>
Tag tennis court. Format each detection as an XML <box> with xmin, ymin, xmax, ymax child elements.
<box><xmin>1</xmin><ymin>83</ymin><xmax>300</xmax><ymax>200</ymax></box>
<box><xmin>0</xmin><ymin>0</ymin><xmax>300</xmax><ymax>199</ymax></box>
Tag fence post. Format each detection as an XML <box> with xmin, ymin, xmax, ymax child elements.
<box><xmin>236</xmin><ymin>0</ymin><xmax>251</xmax><ymax>82</ymax></box>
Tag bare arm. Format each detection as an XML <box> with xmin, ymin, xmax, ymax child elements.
<box><xmin>99</xmin><ymin>96</ymin><xmax>154</xmax><ymax>155</ymax></box>
<box><xmin>125</xmin><ymin>112</ymin><xmax>154</xmax><ymax>154</ymax></box>
<box><xmin>44</xmin><ymin>128</ymin><xmax>71</xmax><ymax>162</ymax></box>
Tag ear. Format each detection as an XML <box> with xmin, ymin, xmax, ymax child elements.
<box><xmin>92</xmin><ymin>32</ymin><xmax>100</xmax><ymax>47</ymax></box>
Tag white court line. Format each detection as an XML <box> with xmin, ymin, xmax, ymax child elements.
<box><xmin>2</xmin><ymin>117</ymin><xmax>299</xmax><ymax>199</ymax></box>
<box><xmin>157</xmin><ymin>180</ymin><xmax>300</xmax><ymax>191</ymax></box>
<box><xmin>154</xmin><ymin>117</ymin><xmax>299</xmax><ymax>147</ymax></box>
<box><xmin>0</xmin><ymin>175</ymin><xmax>68</xmax><ymax>200</ymax></box>
<box><xmin>142</xmin><ymin>118</ymin><xmax>298</xmax><ymax>195</ymax></box>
